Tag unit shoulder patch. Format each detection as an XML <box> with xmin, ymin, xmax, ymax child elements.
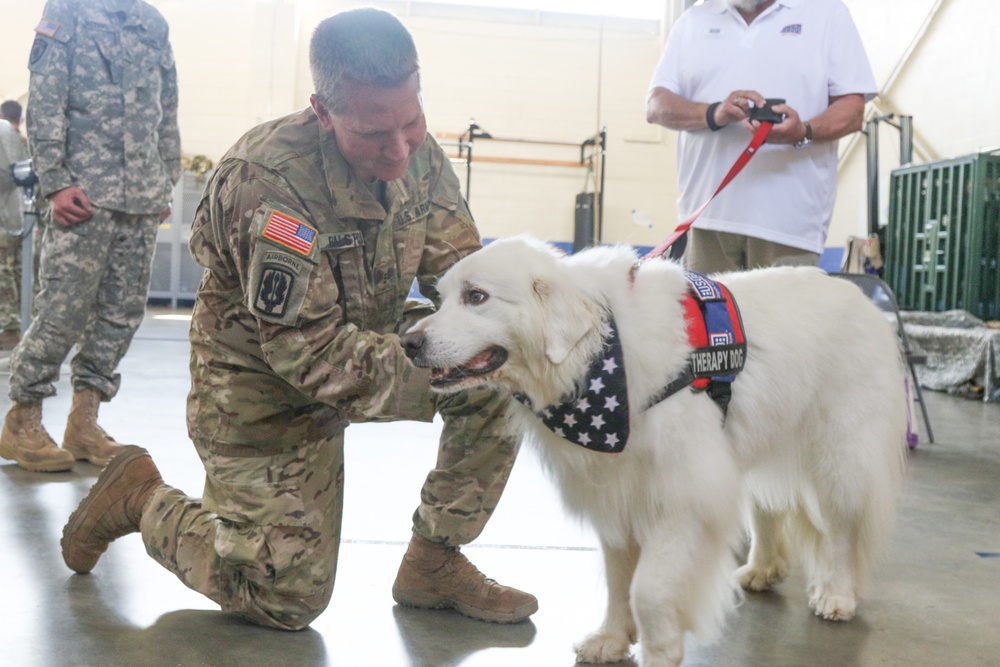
<box><xmin>253</xmin><ymin>266</ymin><xmax>295</xmax><ymax>318</ymax></box>
<box><xmin>29</xmin><ymin>37</ymin><xmax>49</xmax><ymax>66</ymax></box>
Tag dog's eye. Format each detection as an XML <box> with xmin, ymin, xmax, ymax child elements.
<box><xmin>466</xmin><ymin>289</ymin><xmax>489</xmax><ymax>305</ymax></box>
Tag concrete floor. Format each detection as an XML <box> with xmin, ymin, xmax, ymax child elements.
<box><xmin>0</xmin><ymin>308</ymin><xmax>997</xmax><ymax>667</ymax></box>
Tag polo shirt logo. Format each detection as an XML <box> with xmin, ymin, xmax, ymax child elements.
<box><xmin>781</xmin><ymin>23</ymin><xmax>802</xmax><ymax>34</ymax></box>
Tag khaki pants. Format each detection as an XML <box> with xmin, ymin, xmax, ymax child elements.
<box><xmin>684</xmin><ymin>228</ymin><xmax>820</xmax><ymax>274</ymax></box>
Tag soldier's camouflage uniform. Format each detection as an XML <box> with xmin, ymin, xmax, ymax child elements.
<box><xmin>0</xmin><ymin>120</ymin><xmax>28</xmax><ymax>335</ymax></box>
<box><xmin>139</xmin><ymin>108</ymin><xmax>520</xmax><ymax>630</ymax></box>
<box><xmin>10</xmin><ymin>0</ymin><xmax>181</xmax><ymax>401</ymax></box>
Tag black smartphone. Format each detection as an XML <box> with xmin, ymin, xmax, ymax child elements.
<box><xmin>749</xmin><ymin>98</ymin><xmax>785</xmax><ymax>124</ymax></box>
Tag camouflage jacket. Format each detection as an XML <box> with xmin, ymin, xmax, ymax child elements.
<box><xmin>26</xmin><ymin>0</ymin><xmax>181</xmax><ymax>214</ymax></box>
<box><xmin>0</xmin><ymin>121</ymin><xmax>28</xmax><ymax>234</ymax></box>
<box><xmin>187</xmin><ymin>108</ymin><xmax>482</xmax><ymax>451</ymax></box>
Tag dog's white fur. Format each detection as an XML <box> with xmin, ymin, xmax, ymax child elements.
<box><xmin>405</xmin><ymin>237</ymin><xmax>907</xmax><ymax>666</ymax></box>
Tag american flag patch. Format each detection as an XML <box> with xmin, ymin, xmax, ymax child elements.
<box><xmin>262</xmin><ymin>210</ymin><xmax>317</xmax><ymax>256</ymax></box>
<box><xmin>35</xmin><ymin>18</ymin><xmax>59</xmax><ymax>38</ymax></box>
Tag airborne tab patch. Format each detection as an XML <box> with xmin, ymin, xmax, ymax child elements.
<box><xmin>262</xmin><ymin>210</ymin><xmax>317</xmax><ymax>256</ymax></box>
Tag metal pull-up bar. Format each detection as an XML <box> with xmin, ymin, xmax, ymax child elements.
<box><xmin>436</xmin><ymin>119</ymin><xmax>607</xmax><ymax>242</ymax></box>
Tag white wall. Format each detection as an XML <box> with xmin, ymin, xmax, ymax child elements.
<box><xmin>1</xmin><ymin>0</ymin><xmax>997</xmax><ymax>251</ymax></box>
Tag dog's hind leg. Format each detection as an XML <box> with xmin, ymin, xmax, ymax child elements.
<box><xmin>735</xmin><ymin>504</ymin><xmax>789</xmax><ymax>592</ymax></box>
<box><xmin>790</xmin><ymin>506</ymin><xmax>857</xmax><ymax>621</ymax></box>
<box><xmin>574</xmin><ymin>538</ymin><xmax>639</xmax><ymax>664</ymax></box>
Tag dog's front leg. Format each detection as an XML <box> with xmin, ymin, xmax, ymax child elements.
<box><xmin>574</xmin><ymin>538</ymin><xmax>639</xmax><ymax>664</ymax></box>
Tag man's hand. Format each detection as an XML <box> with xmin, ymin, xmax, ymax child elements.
<box><xmin>646</xmin><ymin>87</ymin><xmax>770</xmax><ymax>133</ymax></box>
<box><xmin>49</xmin><ymin>186</ymin><xmax>93</xmax><ymax>227</ymax></box>
<box><xmin>747</xmin><ymin>94</ymin><xmax>867</xmax><ymax>146</ymax></box>
<box><xmin>159</xmin><ymin>203</ymin><xmax>172</xmax><ymax>222</ymax></box>
<box><xmin>717</xmin><ymin>89</ymin><xmax>767</xmax><ymax>128</ymax></box>
<box><xmin>745</xmin><ymin>101</ymin><xmax>804</xmax><ymax>144</ymax></box>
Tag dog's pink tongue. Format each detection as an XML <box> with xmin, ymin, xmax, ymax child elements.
<box><xmin>463</xmin><ymin>350</ymin><xmax>494</xmax><ymax>370</ymax></box>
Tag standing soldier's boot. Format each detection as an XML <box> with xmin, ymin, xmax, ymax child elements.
<box><xmin>0</xmin><ymin>401</ymin><xmax>75</xmax><ymax>472</ymax></box>
<box><xmin>62</xmin><ymin>445</ymin><xmax>163</xmax><ymax>574</ymax></box>
<box><xmin>63</xmin><ymin>386</ymin><xmax>127</xmax><ymax>467</ymax></box>
<box><xmin>392</xmin><ymin>534</ymin><xmax>538</xmax><ymax>623</ymax></box>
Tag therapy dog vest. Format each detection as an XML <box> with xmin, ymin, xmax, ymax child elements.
<box><xmin>516</xmin><ymin>270</ymin><xmax>746</xmax><ymax>453</ymax></box>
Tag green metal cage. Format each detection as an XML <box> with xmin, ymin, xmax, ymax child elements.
<box><xmin>885</xmin><ymin>152</ymin><xmax>1000</xmax><ymax>319</ymax></box>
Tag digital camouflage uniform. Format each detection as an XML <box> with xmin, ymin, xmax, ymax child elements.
<box><xmin>139</xmin><ymin>108</ymin><xmax>519</xmax><ymax>630</ymax></box>
<box><xmin>10</xmin><ymin>0</ymin><xmax>181</xmax><ymax>401</ymax></box>
<box><xmin>0</xmin><ymin>120</ymin><xmax>28</xmax><ymax>335</ymax></box>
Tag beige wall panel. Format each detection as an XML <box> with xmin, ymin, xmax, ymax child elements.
<box><xmin>2</xmin><ymin>0</ymin><xmax>997</xmax><ymax>253</ymax></box>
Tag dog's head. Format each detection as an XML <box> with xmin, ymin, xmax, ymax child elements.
<box><xmin>401</xmin><ymin>237</ymin><xmax>604</xmax><ymax>400</ymax></box>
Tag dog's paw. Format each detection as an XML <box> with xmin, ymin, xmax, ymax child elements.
<box><xmin>808</xmin><ymin>588</ymin><xmax>856</xmax><ymax>621</ymax></box>
<box><xmin>574</xmin><ymin>632</ymin><xmax>633</xmax><ymax>664</ymax></box>
<box><xmin>639</xmin><ymin>645</ymin><xmax>685</xmax><ymax>667</ymax></box>
<box><xmin>735</xmin><ymin>561</ymin><xmax>788</xmax><ymax>592</ymax></box>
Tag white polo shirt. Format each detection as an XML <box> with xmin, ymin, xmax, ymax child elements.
<box><xmin>648</xmin><ymin>0</ymin><xmax>877</xmax><ymax>254</ymax></box>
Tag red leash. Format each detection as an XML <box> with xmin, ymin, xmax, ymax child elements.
<box><xmin>643</xmin><ymin>121</ymin><xmax>774</xmax><ymax>261</ymax></box>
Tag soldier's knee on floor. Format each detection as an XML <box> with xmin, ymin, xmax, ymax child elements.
<box><xmin>235</xmin><ymin>580</ymin><xmax>335</xmax><ymax>631</ymax></box>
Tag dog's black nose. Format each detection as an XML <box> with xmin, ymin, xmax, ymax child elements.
<box><xmin>400</xmin><ymin>331</ymin><xmax>424</xmax><ymax>360</ymax></box>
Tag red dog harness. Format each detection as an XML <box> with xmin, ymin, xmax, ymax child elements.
<box><xmin>644</xmin><ymin>270</ymin><xmax>747</xmax><ymax>417</ymax></box>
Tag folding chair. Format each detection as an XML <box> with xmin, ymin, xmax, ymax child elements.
<box><xmin>830</xmin><ymin>272</ymin><xmax>934</xmax><ymax>444</ymax></box>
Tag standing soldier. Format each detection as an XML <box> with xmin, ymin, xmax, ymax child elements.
<box><xmin>0</xmin><ymin>0</ymin><xmax>181</xmax><ymax>471</ymax></box>
<box><xmin>0</xmin><ymin>100</ymin><xmax>29</xmax><ymax>351</ymax></box>
<box><xmin>61</xmin><ymin>8</ymin><xmax>537</xmax><ymax>630</ymax></box>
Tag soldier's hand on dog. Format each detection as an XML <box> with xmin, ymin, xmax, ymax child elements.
<box><xmin>49</xmin><ymin>186</ymin><xmax>94</xmax><ymax>227</ymax></box>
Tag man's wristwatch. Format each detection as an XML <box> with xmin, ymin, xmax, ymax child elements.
<box><xmin>795</xmin><ymin>121</ymin><xmax>813</xmax><ymax>148</ymax></box>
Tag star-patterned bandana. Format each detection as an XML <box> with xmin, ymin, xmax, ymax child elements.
<box><xmin>515</xmin><ymin>319</ymin><xmax>630</xmax><ymax>453</ymax></box>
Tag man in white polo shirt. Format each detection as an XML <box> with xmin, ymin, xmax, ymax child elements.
<box><xmin>646</xmin><ymin>0</ymin><xmax>877</xmax><ymax>273</ymax></box>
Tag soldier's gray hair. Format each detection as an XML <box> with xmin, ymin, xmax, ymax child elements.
<box><xmin>310</xmin><ymin>8</ymin><xmax>420</xmax><ymax>116</ymax></box>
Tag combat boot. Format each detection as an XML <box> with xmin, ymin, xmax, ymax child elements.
<box><xmin>63</xmin><ymin>386</ymin><xmax>127</xmax><ymax>467</ymax></box>
<box><xmin>61</xmin><ymin>445</ymin><xmax>162</xmax><ymax>574</ymax></box>
<box><xmin>0</xmin><ymin>401</ymin><xmax>75</xmax><ymax>472</ymax></box>
<box><xmin>392</xmin><ymin>534</ymin><xmax>538</xmax><ymax>623</ymax></box>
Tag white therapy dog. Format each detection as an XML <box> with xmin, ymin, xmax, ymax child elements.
<box><xmin>401</xmin><ymin>237</ymin><xmax>907</xmax><ymax>667</ymax></box>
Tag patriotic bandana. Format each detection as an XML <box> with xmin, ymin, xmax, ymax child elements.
<box><xmin>515</xmin><ymin>319</ymin><xmax>630</xmax><ymax>453</ymax></box>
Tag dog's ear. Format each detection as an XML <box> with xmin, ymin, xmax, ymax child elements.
<box><xmin>533</xmin><ymin>277</ymin><xmax>596</xmax><ymax>364</ymax></box>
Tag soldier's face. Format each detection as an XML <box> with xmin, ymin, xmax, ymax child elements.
<box><xmin>311</xmin><ymin>72</ymin><xmax>427</xmax><ymax>183</ymax></box>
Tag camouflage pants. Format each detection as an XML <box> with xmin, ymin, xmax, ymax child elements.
<box><xmin>8</xmin><ymin>207</ymin><xmax>158</xmax><ymax>402</ymax></box>
<box><xmin>141</xmin><ymin>386</ymin><xmax>518</xmax><ymax>630</ymax></box>
<box><xmin>0</xmin><ymin>231</ymin><xmax>19</xmax><ymax>332</ymax></box>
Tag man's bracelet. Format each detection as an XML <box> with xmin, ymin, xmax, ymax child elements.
<box><xmin>705</xmin><ymin>102</ymin><xmax>723</xmax><ymax>131</ymax></box>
